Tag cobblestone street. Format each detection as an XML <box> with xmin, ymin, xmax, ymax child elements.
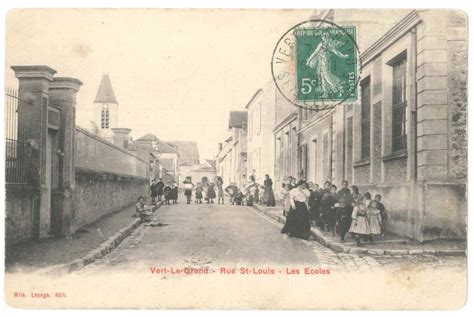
<box><xmin>76</xmin><ymin>197</ymin><xmax>466</xmax><ymax>275</ymax></box>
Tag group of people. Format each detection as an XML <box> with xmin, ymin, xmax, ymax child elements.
<box><xmin>224</xmin><ymin>174</ymin><xmax>276</xmax><ymax>207</ymax></box>
<box><xmin>150</xmin><ymin>179</ymin><xmax>179</xmax><ymax>205</ymax></box>
<box><xmin>182</xmin><ymin>176</ymin><xmax>225</xmax><ymax>204</ymax></box>
<box><xmin>280</xmin><ymin>178</ymin><xmax>387</xmax><ymax>246</ymax></box>
<box><xmin>150</xmin><ymin>173</ymin><xmax>277</xmax><ymax>208</ymax></box>
<box><xmin>150</xmin><ymin>176</ymin><xmax>225</xmax><ymax>205</ymax></box>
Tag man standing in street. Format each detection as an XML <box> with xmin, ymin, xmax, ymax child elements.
<box><xmin>156</xmin><ymin>178</ymin><xmax>164</xmax><ymax>202</ymax></box>
<box><xmin>150</xmin><ymin>179</ymin><xmax>159</xmax><ymax>205</ymax></box>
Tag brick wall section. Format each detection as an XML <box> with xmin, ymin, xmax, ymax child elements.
<box><xmin>447</xmin><ymin>11</ymin><xmax>468</xmax><ymax>179</ymax></box>
<box><xmin>354</xmin><ymin>164</ymin><xmax>370</xmax><ymax>185</ymax></box>
<box><xmin>384</xmin><ymin>159</ymin><xmax>407</xmax><ymax>183</ymax></box>
<box><xmin>73</xmin><ymin>169</ymin><xmax>148</xmax><ymax>230</ymax></box>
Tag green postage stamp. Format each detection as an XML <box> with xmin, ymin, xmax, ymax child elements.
<box><xmin>295</xmin><ymin>27</ymin><xmax>357</xmax><ymax>102</ymax></box>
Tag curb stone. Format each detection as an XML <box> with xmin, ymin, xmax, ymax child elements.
<box><xmin>252</xmin><ymin>204</ymin><xmax>466</xmax><ymax>257</ymax></box>
<box><xmin>37</xmin><ymin>202</ymin><xmax>163</xmax><ymax>276</ymax></box>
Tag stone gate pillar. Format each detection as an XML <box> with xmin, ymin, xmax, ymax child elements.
<box><xmin>11</xmin><ymin>65</ymin><xmax>57</xmax><ymax>238</ymax></box>
<box><xmin>49</xmin><ymin>77</ymin><xmax>83</xmax><ymax>236</ymax></box>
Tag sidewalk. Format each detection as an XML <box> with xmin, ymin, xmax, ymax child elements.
<box><xmin>6</xmin><ymin>201</ymin><xmax>163</xmax><ymax>274</ymax></box>
<box><xmin>253</xmin><ymin>204</ymin><xmax>466</xmax><ymax>256</ymax></box>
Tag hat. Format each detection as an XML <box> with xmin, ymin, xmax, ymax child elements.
<box><xmin>296</xmin><ymin>180</ymin><xmax>307</xmax><ymax>187</ymax></box>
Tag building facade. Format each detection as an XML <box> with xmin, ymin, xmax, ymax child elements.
<box><xmin>246</xmin><ymin>81</ymin><xmax>276</xmax><ymax>184</ymax></box>
<box><xmin>165</xmin><ymin>140</ymin><xmax>201</xmax><ymax>184</ymax></box>
<box><xmin>132</xmin><ymin>133</ymin><xmax>180</xmax><ymax>184</ymax></box>
<box><xmin>273</xmin><ymin>86</ymin><xmax>298</xmax><ymax>198</ymax></box>
<box><xmin>295</xmin><ymin>9</ymin><xmax>467</xmax><ymax>241</ymax></box>
<box><xmin>216</xmin><ymin>111</ymin><xmax>248</xmax><ymax>187</ymax></box>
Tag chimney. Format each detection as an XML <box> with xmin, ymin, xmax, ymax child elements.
<box><xmin>111</xmin><ymin>128</ymin><xmax>132</xmax><ymax>149</ymax></box>
<box><xmin>218</xmin><ymin>143</ymin><xmax>223</xmax><ymax>152</ymax></box>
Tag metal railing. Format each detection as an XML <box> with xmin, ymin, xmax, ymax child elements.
<box><xmin>75</xmin><ymin>127</ymin><xmax>148</xmax><ymax>178</ymax></box>
<box><xmin>5</xmin><ymin>88</ymin><xmax>29</xmax><ymax>184</ymax></box>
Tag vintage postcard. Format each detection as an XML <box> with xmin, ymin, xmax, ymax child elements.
<box><xmin>3</xmin><ymin>8</ymin><xmax>468</xmax><ymax>309</ymax></box>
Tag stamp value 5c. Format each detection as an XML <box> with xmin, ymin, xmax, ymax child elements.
<box><xmin>295</xmin><ymin>27</ymin><xmax>358</xmax><ymax>102</ymax></box>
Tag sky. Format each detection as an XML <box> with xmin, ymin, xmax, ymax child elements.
<box><xmin>5</xmin><ymin>9</ymin><xmax>312</xmax><ymax>159</ymax></box>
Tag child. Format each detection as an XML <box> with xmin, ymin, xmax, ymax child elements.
<box><xmin>225</xmin><ymin>183</ymin><xmax>238</xmax><ymax>205</ymax></box>
<box><xmin>183</xmin><ymin>179</ymin><xmax>194</xmax><ymax>204</ymax></box>
<box><xmin>308</xmin><ymin>184</ymin><xmax>322</xmax><ymax>226</ymax></box>
<box><xmin>349</xmin><ymin>193</ymin><xmax>371</xmax><ymax>246</ymax></box>
<box><xmin>149</xmin><ymin>179</ymin><xmax>158</xmax><ymax>205</ymax></box>
<box><xmin>207</xmin><ymin>182</ymin><xmax>216</xmax><ymax>204</ymax></box>
<box><xmin>171</xmin><ymin>182</ymin><xmax>178</xmax><ymax>204</ymax></box>
<box><xmin>135</xmin><ymin>196</ymin><xmax>152</xmax><ymax>222</ymax></box>
<box><xmin>195</xmin><ymin>183</ymin><xmax>203</xmax><ymax>204</ymax></box>
<box><xmin>281</xmin><ymin>183</ymin><xmax>291</xmax><ymax>217</ymax></box>
<box><xmin>216</xmin><ymin>177</ymin><xmax>225</xmax><ymax>205</ymax></box>
<box><xmin>233</xmin><ymin>190</ymin><xmax>243</xmax><ymax>205</ymax></box>
<box><xmin>373</xmin><ymin>194</ymin><xmax>387</xmax><ymax>236</ymax></box>
<box><xmin>367</xmin><ymin>201</ymin><xmax>382</xmax><ymax>243</ymax></box>
<box><xmin>321</xmin><ymin>184</ymin><xmax>338</xmax><ymax>234</ymax></box>
<box><xmin>335</xmin><ymin>198</ymin><xmax>353</xmax><ymax>243</ymax></box>
<box><xmin>163</xmin><ymin>182</ymin><xmax>172</xmax><ymax>205</ymax></box>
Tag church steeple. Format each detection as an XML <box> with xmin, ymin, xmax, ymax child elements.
<box><xmin>94</xmin><ymin>73</ymin><xmax>118</xmax><ymax>104</ymax></box>
<box><xmin>93</xmin><ymin>73</ymin><xmax>119</xmax><ymax>142</ymax></box>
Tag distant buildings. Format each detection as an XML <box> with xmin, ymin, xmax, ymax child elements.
<box><xmin>215</xmin><ymin>111</ymin><xmax>248</xmax><ymax>187</ymax></box>
<box><xmin>246</xmin><ymin>81</ymin><xmax>276</xmax><ymax>184</ymax></box>
<box><xmin>81</xmin><ymin>75</ymin><xmax>216</xmax><ymax>185</ymax></box>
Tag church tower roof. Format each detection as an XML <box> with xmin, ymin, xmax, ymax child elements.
<box><xmin>94</xmin><ymin>73</ymin><xmax>118</xmax><ymax>104</ymax></box>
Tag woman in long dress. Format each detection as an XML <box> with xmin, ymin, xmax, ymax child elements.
<box><xmin>306</xmin><ymin>32</ymin><xmax>349</xmax><ymax>98</ymax></box>
<box><xmin>263</xmin><ymin>174</ymin><xmax>276</xmax><ymax>207</ymax></box>
<box><xmin>281</xmin><ymin>180</ymin><xmax>312</xmax><ymax>240</ymax></box>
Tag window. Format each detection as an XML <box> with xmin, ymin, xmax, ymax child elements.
<box><xmin>312</xmin><ymin>139</ymin><xmax>318</xmax><ymax>181</ymax></box>
<box><xmin>276</xmin><ymin>136</ymin><xmax>282</xmax><ymax>179</ymax></box>
<box><xmin>256</xmin><ymin>148</ymin><xmax>261</xmax><ymax>176</ymax></box>
<box><xmin>248</xmin><ymin>152</ymin><xmax>253</xmax><ymax>174</ymax></box>
<box><xmin>299</xmin><ymin>144</ymin><xmax>308</xmax><ymax>179</ymax></box>
<box><xmin>391</xmin><ymin>54</ymin><xmax>407</xmax><ymax>152</ymax></box>
<box><xmin>360</xmin><ymin>77</ymin><xmax>371</xmax><ymax>160</ymax></box>
<box><xmin>285</xmin><ymin>131</ymin><xmax>290</xmax><ymax>176</ymax></box>
<box><xmin>256</xmin><ymin>100</ymin><xmax>262</xmax><ymax>134</ymax></box>
<box><xmin>101</xmin><ymin>106</ymin><xmax>109</xmax><ymax>129</ymax></box>
<box><xmin>248</xmin><ymin>110</ymin><xmax>253</xmax><ymax>140</ymax></box>
<box><xmin>323</xmin><ymin>132</ymin><xmax>329</xmax><ymax>181</ymax></box>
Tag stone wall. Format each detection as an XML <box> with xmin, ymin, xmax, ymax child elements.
<box><xmin>359</xmin><ymin>180</ymin><xmax>466</xmax><ymax>241</ymax></box>
<box><xmin>422</xmin><ymin>181</ymin><xmax>467</xmax><ymax>240</ymax></box>
<box><xmin>5</xmin><ymin>186</ymin><xmax>36</xmax><ymax>246</ymax></box>
<box><xmin>73</xmin><ymin>168</ymin><xmax>148</xmax><ymax>231</ymax></box>
<box><xmin>447</xmin><ymin>11</ymin><xmax>468</xmax><ymax>179</ymax></box>
<box><xmin>359</xmin><ymin>183</ymin><xmax>415</xmax><ymax>239</ymax></box>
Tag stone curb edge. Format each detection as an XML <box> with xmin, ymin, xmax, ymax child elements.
<box><xmin>36</xmin><ymin>202</ymin><xmax>164</xmax><ymax>276</ymax></box>
<box><xmin>252</xmin><ymin>205</ymin><xmax>466</xmax><ymax>257</ymax></box>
